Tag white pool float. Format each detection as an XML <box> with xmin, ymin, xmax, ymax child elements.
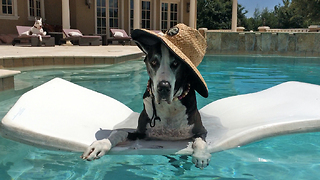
<box><xmin>1</xmin><ymin>78</ymin><xmax>320</xmax><ymax>155</ymax></box>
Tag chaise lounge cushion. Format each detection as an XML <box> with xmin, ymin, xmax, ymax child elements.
<box><xmin>62</xmin><ymin>29</ymin><xmax>101</xmax><ymax>46</ymax></box>
<box><xmin>12</xmin><ymin>26</ymin><xmax>54</xmax><ymax>46</ymax></box>
<box><xmin>68</xmin><ymin>31</ymin><xmax>83</xmax><ymax>37</ymax></box>
<box><xmin>114</xmin><ymin>31</ymin><xmax>124</xmax><ymax>38</ymax></box>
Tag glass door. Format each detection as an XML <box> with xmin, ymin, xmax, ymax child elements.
<box><xmin>96</xmin><ymin>0</ymin><xmax>119</xmax><ymax>35</ymax></box>
<box><xmin>141</xmin><ymin>1</ymin><xmax>151</xmax><ymax>29</ymax></box>
<box><xmin>161</xmin><ymin>2</ymin><xmax>178</xmax><ymax>32</ymax></box>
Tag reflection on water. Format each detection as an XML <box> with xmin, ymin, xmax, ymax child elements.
<box><xmin>1</xmin><ymin>55</ymin><xmax>320</xmax><ymax>179</ymax></box>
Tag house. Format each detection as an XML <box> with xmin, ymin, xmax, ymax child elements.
<box><xmin>0</xmin><ymin>0</ymin><xmax>197</xmax><ymax>40</ymax></box>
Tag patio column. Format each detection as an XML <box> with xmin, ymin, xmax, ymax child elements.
<box><xmin>62</xmin><ymin>0</ymin><xmax>70</xmax><ymax>29</ymax></box>
<box><xmin>133</xmin><ymin>0</ymin><xmax>140</xmax><ymax>29</ymax></box>
<box><xmin>189</xmin><ymin>0</ymin><xmax>196</xmax><ymax>29</ymax></box>
<box><xmin>231</xmin><ymin>0</ymin><xmax>237</xmax><ymax>32</ymax></box>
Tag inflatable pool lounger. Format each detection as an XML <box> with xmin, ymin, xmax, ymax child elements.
<box><xmin>1</xmin><ymin>78</ymin><xmax>320</xmax><ymax>155</ymax></box>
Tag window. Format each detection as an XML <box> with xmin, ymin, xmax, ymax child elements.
<box><xmin>28</xmin><ymin>0</ymin><xmax>45</xmax><ymax>20</ymax></box>
<box><xmin>2</xmin><ymin>0</ymin><xmax>13</xmax><ymax>15</ymax></box>
<box><xmin>141</xmin><ymin>1</ymin><xmax>151</xmax><ymax>29</ymax></box>
<box><xmin>170</xmin><ymin>3</ymin><xmax>178</xmax><ymax>28</ymax></box>
<box><xmin>161</xmin><ymin>3</ymin><xmax>168</xmax><ymax>32</ymax></box>
<box><xmin>161</xmin><ymin>2</ymin><xmax>178</xmax><ymax>31</ymax></box>
<box><xmin>109</xmin><ymin>0</ymin><xmax>118</xmax><ymax>29</ymax></box>
<box><xmin>0</xmin><ymin>0</ymin><xmax>18</xmax><ymax>19</ymax></box>
<box><xmin>97</xmin><ymin>0</ymin><xmax>107</xmax><ymax>34</ymax></box>
<box><xmin>96</xmin><ymin>0</ymin><xmax>119</xmax><ymax>35</ymax></box>
<box><xmin>129</xmin><ymin>0</ymin><xmax>134</xmax><ymax>34</ymax></box>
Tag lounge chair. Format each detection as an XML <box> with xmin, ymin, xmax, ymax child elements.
<box><xmin>12</xmin><ymin>26</ymin><xmax>55</xmax><ymax>46</ymax></box>
<box><xmin>62</xmin><ymin>29</ymin><xmax>102</xmax><ymax>46</ymax></box>
<box><xmin>107</xmin><ymin>29</ymin><xmax>131</xmax><ymax>45</ymax></box>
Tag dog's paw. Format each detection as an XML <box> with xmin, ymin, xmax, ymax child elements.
<box><xmin>80</xmin><ymin>139</ymin><xmax>112</xmax><ymax>161</ymax></box>
<box><xmin>191</xmin><ymin>138</ymin><xmax>211</xmax><ymax>169</ymax></box>
<box><xmin>192</xmin><ymin>151</ymin><xmax>211</xmax><ymax>169</ymax></box>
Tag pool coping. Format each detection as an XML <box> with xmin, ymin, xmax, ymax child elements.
<box><xmin>0</xmin><ymin>45</ymin><xmax>145</xmax><ymax>69</ymax></box>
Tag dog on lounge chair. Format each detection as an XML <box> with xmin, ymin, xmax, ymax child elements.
<box><xmin>22</xmin><ymin>17</ymin><xmax>46</xmax><ymax>41</ymax></box>
<box><xmin>81</xmin><ymin>24</ymin><xmax>211</xmax><ymax>169</ymax></box>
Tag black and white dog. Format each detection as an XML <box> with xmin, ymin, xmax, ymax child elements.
<box><xmin>81</xmin><ymin>24</ymin><xmax>211</xmax><ymax>169</ymax></box>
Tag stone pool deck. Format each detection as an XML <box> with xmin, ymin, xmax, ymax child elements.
<box><xmin>0</xmin><ymin>45</ymin><xmax>144</xmax><ymax>68</ymax></box>
<box><xmin>0</xmin><ymin>45</ymin><xmax>144</xmax><ymax>91</ymax></box>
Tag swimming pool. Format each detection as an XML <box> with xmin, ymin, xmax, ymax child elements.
<box><xmin>1</xmin><ymin>55</ymin><xmax>320</xmax><ymax>179</ymax></box>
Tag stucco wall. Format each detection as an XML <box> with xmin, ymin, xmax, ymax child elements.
<box><xmin>70</xmin><ymin>0</ymin><xmax>95</xmax><ymax>34</ymax></box>
<box><xmin>0</xmin><ymin>1</ymin><xmax>32</xmax><ymax>34</ymax></box>
<box><xmin>45</xmin><ymin>0</ymin><xmax>62</xmax><ymax>26</ymax></box>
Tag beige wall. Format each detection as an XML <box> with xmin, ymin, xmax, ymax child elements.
<box><xmin>0</xmin><ymin>1</ymin><xmax>32</xmax><ymax>34</ymax></box>
<box><xmin>182</xmin><ymin>0</ymin><xmax>191</xmax><ymax>25</ymax></box>
<box><xmin>0</xmin><ymin>0</ymin><xmax>96</xmax><ymax>35</ymax></box>
<box><xmin>45</xmin><ymin>0</ymin><xmax>62</xmax><ymax>26</ymax></box>
<box><xmin>154</xmin><ymin>0</ymin><xmax>159</xmax><ymax>30</ymax></box>
<box><xmin>123</xmin><ymin>0</ymin><xmax>130</xmax><ymax>32</ymax></box>
<box><xmin>70</xmin><ymin>0</ymin><xmax>95</xmax><ymax>34</ymax></box>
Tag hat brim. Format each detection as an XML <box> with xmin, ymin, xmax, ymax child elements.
<box><xmin>132</xmin><ymin>29</ymin><xmax>208</xmax><ymax>98</ymax></box>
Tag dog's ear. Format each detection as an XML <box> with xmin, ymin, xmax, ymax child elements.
<box><xmin>34</xmin><ymin>17</ymin><xmax>37</xmax><ymax>21</ymax></box>
<box><xmin>134</xmin><ymin>40</ymin><xmax>152</xmax><ymax>55</ymax></box>
<box><xmin>40</xmin><ymin>18</ymin><xmax>42</xmax><ymax>22</ymax></box>
<box><xmin>132</xmin><ymin>32</ymin><xmax>160</xmax><ymax>55</ymax></box>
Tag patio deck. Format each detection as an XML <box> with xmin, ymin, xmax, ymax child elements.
<box><xmin>0</xmin><ymin>45</ymin><xmax>144</xmax><ymax>68</ymax></box>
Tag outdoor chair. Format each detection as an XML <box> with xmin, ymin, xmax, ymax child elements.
<box><xmin>12</xmin><ymin>26</ymin><xmax>55</xmax><ymax>46</ymax></box>
<box><xmin>62</xmin><ymin>29</ymin><xmax>102</xmax><ymax>46</ymax></box>
<box><xmin>107</xmin><ymin>29</ymin><xmax>131</xmax><ymax>45</ymax></box>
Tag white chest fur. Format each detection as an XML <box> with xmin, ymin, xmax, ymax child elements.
<box><xmin>143</xmin><ymin>97</ymin><xmax>194</xmax><ymax>140</ymax></box>
<box><xmin>30</xmin><ymin>27</ymin><xmax>44</xmax><ymax>35</ymax></box>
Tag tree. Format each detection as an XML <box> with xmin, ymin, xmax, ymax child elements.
<box><xmin>237</xmin><ymin>3</ymin><xmax>249</xmax><ymax>28</ymax></box>
<box><xmin>197</xmin><ymin>0</ymin><xmax>232</xmax><ymax>29</ymax></box>
<box><xmin>291</xmin><ymin>0</ymin><xmax>320</xmax><ymax>26</ymax></box>
<box><xmin>197</xmin><ymin>0</ymin><xmax>247</xmax><ymax>29</ymax></box>
<box><xmin>197</xmin><ymin>0</ymin><xmax>320</xmax><ymax>30</ymax></box>
<box><xmin>244</xmin><ymin>0</ymin><xmax>305</xmax><ymax>30</ymax></box>
<box><xmin>245</xmin><ymin>8</ymin><xmax>262</xmax><ymax>31</ymax></box>
<box><xmin>274</xmin><ymin>0</ymin><xmax>304</xmax><ymax>28</ymax></box>
<box><xmin>260</xmin><ymin>8</ymin><xmax>278</xmax><ymax>28</ymax></box>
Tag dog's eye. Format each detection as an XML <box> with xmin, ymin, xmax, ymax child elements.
<box><xmin>171</xmin><ymin>60</ymin><xmax>179</xmax><ymax>69</ymax></box>
<box><xmin>150</xmin><ymin>60</ymin><xmax>158</xmax><ymax>67</ymax></box>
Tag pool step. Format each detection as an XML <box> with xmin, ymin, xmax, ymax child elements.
<box><xmin>0</xmin><ymin>69</ymin><xmax>21</xmax><ymax>91</ymax></box>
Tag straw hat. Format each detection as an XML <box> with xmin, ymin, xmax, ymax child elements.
<box><xmin>131</xmin><ymin>23</ymin><xmax>208</xmax><ymax>98</ymax></box>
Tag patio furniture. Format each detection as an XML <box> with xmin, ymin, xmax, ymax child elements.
<box><xmin>107</xmin><ymin>29</ymin><xmax>131</xmax><ymax>45</ymax></box>
<box><xmin>12</xmin><ymin>26</ymin><xmax>55</xmax><ymax>46</ymax></box>
<box><xmin>62</xmin><ymin>29</ymin><xmax>102</xmax><ymax>46</ymax></box>
<box><xmin>47</xmin><ymin>32</ymin><xmax>63</xmax><ymax>45</ymax></box>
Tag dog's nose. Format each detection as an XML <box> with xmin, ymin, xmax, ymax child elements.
<box><xmin>157</xmin><ymin>81</ymin><xmax>171</xmax><ymax>94</ymax></box>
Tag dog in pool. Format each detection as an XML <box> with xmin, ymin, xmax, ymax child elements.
<box><xmin>81</xmin><ymin>23</ymin><xmax>211</xmax><ymax>169</ymax></box>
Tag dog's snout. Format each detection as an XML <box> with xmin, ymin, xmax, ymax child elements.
<box><xmin>157</xmin><ymin>81</ymin><xmax>171</xmax><ymax>93</ymax></box>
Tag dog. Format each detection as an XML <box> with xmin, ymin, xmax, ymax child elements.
<box><xmin>22</xmin><ymin>17</ymin><xmax>46</xmax><ymax>41</ymax></box>
<box><xmin>81</xmin><ymin>24</ymin><xmax>211</xmax><ymax>169</ymax></box>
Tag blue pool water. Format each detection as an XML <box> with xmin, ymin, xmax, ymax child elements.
<box><xmin>1</xmin><ymin>55</ymin><xmax>320</xmax><ymax>179</ymax></box>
